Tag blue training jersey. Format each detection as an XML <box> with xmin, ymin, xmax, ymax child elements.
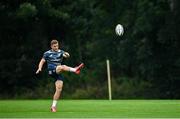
<box><xmin>43</xmin><ymin>49</ymin><xmax>65</xmax><ymax>69</ymax></box>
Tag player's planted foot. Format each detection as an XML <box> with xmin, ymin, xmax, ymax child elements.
<box><xmin>51</xmin><ymin>106</ymin><xmax>57</xmax><ymax>112</ymax></box>
<box><xmin>75</xmin><ymin>63</ymin><xmax>84</xmax><ymax>74</ymax></box>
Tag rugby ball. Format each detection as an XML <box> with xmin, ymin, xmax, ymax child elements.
<box><xmin>115</xmin><ymin>24</ymin><xmax>124</xmax><ymax>36</ymax></box>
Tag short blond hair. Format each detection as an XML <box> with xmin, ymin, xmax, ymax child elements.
<box><xmin>50</xmin><ymin>39</ymin><xmax>58</xmax><ymax>46</ymax></box>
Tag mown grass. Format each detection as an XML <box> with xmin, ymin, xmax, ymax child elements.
<box><xmin>0</xmin><ymin>100</ymin><xmax>179</xmax><ymax>118</ymax></box>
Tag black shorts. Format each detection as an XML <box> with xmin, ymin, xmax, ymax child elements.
<box><xmin>48</xmin><ymin>64</ymin><xmax>64</xmax><ymax>81</ymax></box>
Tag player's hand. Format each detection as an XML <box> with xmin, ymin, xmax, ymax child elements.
<box><xmin>36</xmin><ymin>68</ymin><xmax>42</xmax><ymax>74</ymax></box>
<box><xmin>63</xmin><ymin>52</ymin><xmax>70</xmax><ymax>58</ymax></box>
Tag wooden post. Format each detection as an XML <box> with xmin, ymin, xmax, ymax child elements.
<box><xmin>106</xmin><ymin>59</ymin><xmax>112</xmax><ymax>100</ymax></box>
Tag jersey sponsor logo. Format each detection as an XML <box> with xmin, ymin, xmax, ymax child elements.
<box><xmin>49</xmin><ymin>53</ymin><xmax>61</xmax><ymax>58</ymax></box>
<box><xmin>49</xmin><ymin>54</ymin><xmax>53</xmax><ymax>57</ymax></box>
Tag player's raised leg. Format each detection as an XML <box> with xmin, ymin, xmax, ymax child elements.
<box><xmin>56</xmin><ymin>63</ymin><xmax>84</xmax><ymax>74</ymax></box>
<box><xmin>51</xmin><ymin>80</ymin><xmax>63</xmax><ymax>112</ymax></box>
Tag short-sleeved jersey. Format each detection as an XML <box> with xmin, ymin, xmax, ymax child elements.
<box><xmin>43</xmin><ymin>49</ymin><xmax>64</xmax><ymax>69</ymax></box>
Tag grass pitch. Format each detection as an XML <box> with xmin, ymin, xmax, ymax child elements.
<box><xmin>0</xmin><ymin>100</ymin><xmax>179</xmax><ymax>118</ymax></box>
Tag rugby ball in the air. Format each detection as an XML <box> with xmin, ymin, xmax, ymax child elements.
<box><xmin>115</xmin><ymin>24</ymin><xmax>124</xmax><ymax>36</ymax></box>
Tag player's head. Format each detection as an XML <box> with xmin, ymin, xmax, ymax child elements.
<box><xmin>51</xmin><ymin>39</ymin><xmax>59</xmax><ymax>51</ymax></box>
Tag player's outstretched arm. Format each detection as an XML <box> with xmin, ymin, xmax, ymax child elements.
<box><xmin>36</xmin><ymin>58</ymin><xmax>46</xmax><ymax>74</ymax></box>
<box><xmin>63</xmin><ymin>52</ymin><xmax>70</xmax><ymax>58</ymax></box>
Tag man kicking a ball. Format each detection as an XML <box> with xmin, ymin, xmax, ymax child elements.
<box><xmin>36</xmin><ymin>39</ymin><xmax>84</xmax><ymax>112</ymax></box>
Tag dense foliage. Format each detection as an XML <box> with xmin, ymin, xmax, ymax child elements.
<box><xmin>0</xmin><ymin>0</ymin><xmax>180</xmax><ymax>99</ymax></box>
